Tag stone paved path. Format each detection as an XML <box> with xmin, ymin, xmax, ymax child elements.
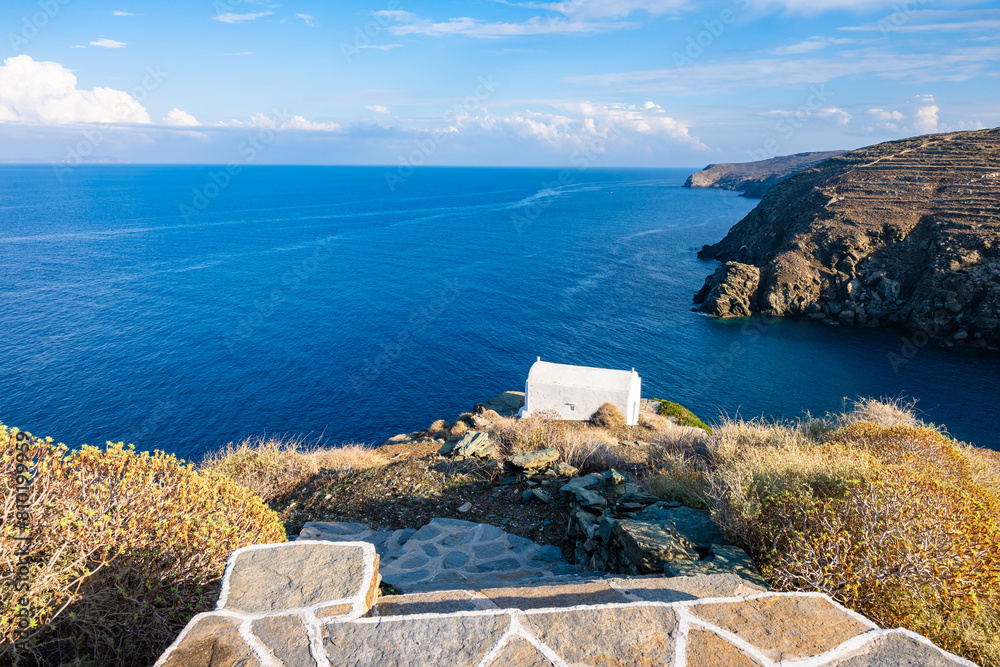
<box><xmin>297</xmin><ymin>517</ymin><xmax>580</xmax><ymax>592</ymax></box>
<box><xmin>155</xmin><ymin>540</ymin><xmax>979</xmax><ymax>667</ymax></box>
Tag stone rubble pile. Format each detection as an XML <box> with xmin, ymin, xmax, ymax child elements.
<box><xmin>562</xmin><ymin>469</ymin><xmax>766</xmax><ymax>587</ymax></box>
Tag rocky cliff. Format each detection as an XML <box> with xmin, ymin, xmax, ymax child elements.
<box><xmin>694</xmin><ymin>127</ymin><xmax>1000</xmax><ymax>349</ymax></box>
<box><xmin>684</xmin><ymin>150</ymin><xmax>847</xmax><ymax>197</ymax></box>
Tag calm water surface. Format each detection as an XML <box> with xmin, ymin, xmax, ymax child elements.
<box><xmin>1</xmin><ymin>165</ymin><xmax>998</xmax><ymax>458</ymax></box>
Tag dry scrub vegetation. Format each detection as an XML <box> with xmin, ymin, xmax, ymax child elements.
<box><xmin>0</xmin><ymin>424</ymin><xmax>286</xmax><ymax>667</ymax></box>
<box><xmin>639</xmin><ymin>398</ymin><xmax>1000</xmax><ymax>667</ymax></box>
<box><xmin>200</xmin><ymin>435</ymin><xmax>388</xmax><ymax>503</ymax></box>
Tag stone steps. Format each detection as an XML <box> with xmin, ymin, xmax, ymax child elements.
<box><xmin>155</xmin><ymin>539</ymin><xmax>979</xmax><ymax>667</ymax></box>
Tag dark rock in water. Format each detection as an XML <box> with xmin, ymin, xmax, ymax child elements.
<box><xmin>693</xmin><ymin>262</ymin><xmax>761</xmax><ymax>318</ymax></box>
<box><xmin>694</xmin><ymin>127</ymin><xmax>1000</xmax><ymax>348</ymax></box>
<box><xmin>684</xmin><ymin>150</ymin><xmax>846</xmax><ymax>198</ymax></box>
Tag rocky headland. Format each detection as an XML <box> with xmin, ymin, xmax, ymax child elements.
<box><xmin>694</xmin><ymin>127</ymin><xmax>1000</xmax><ymax>349</ymax></box>
<box><xmin>683</xmin><ymin>150</ymin><xmax>847</xmax><ymax>197</ymax></box>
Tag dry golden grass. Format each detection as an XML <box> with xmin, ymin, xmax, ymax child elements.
<box><xmin>450</xmin><ymin>420</ymin><xmax>469</xmax><ymax>437</ymax></box>
<box><xmin>694</xmin><ymin>406</ymin><xmax>1000</xmax><ymax>667</ymax></box>
<box><xmin>590</xmin><ymin>402</ymin><xmax>626</xmax><ymax>429</ymax></box>
<box><xmin>200</xmin><ymin>436</ymin><xmax>387</xmax><ymax>502</ymax></box>
<box><xmin>484</xmin><ymin>413</ymin><xmax>642</xmax><ymax>473</ymax></box>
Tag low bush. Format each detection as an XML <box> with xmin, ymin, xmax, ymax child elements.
<box><xmin>701</xmin><ymin>411</ymin><xmax>1000</xmax><ymax>667</ymax></box>
<box><xmin>654</xmin><ymin>400</ymin><xmax>712</xmax><ymax>434</ymax></box>
<box><xmin>0</xmin><ymin>423</ymin><xmax>286</xmax><ymax>667</ymax></box>
<box><xmin>590</xmin><ymin>403</ymin><xmax>626</xmax><ymax>429</ymax></box>
<box><xmin>200</xmin><ymin>436</ymin><xmax>387</xmax><ymax>502</ymax></box>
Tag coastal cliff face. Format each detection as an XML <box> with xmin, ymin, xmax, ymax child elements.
<box><xmin>694</xmin><ymin>127</ymin><xmax>1000</xmax><ymax>348</ymax></box>
<box><xmin>684</xmin><ymin>150</ymin><xmax>847</xmax><ymax>197</ymax></box>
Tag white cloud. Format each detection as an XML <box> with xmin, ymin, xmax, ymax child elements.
<box><xmin>439</xmin><ymin>100</ymin><xmax>707</xmax><ymax>152</ymax></box>
<box><xmin>212</xmin><ymin>11</ymin><xmax>273</xmax><ymax>23</ymax></box>
<box><xmin>0</xmin><ymin>55</ymin><xmax>150</xmax><ymax>125</ymax></box>
<box><xmin>914</xmin><ymin>97</ymin><xmax>940</xmax><ymax>134</ymax></box>
<box><xmin>218</xmin><ymin>112</ymin><xmax>341</xmax><ymax>132</ymax></box>
<box><xmin>295</xmin><ymin>13</ymin><xmax>317</xmax><ymax>27</ymax></box>
<box><xmin>377</xmin><ymin>13</ymin><xmax>637</xmax><ymax>37</ymax></box>
<box><xmin>504</xmin><ymin>0</ymin><xmax>687</xmax><ymax>19</ymax></box>
<box><xmin>958</xmin><ymin>120</ymin><xmax>986</xmax><ymax>130</ymax></box>
<box><xmin>357</xmin><ymin>44</ymin><xmax>403</xmax><ymax>51</ymax></box>
<box><xmin>112</xmin><ymin>11</ymin><xmax>138</xmax><ymax>16</ymax></box>
<box><xmin>867</xmin><ymin>107</ymin><xmax>904</xmax><ymax>131</ymax></box>
<box><xmin>771</xmin><ymin>36</ymin><xmax>856</xmax><ymax>55</ymax></box>
<box><xmin>90</xmin><ymin>37</ymin><xmax>126</xmax><ymax>49</ymax></box>
<box><xmin>163</xmin><ymin>108</ymin><xmax>200</xmax><ymax>127</ymax></box>
<box><xmin>764</xmin><ymin>107</ymin><xmax>852</xmax><ymax>126</ymax></box>
<box><xmin>365</xmin><ymin>105</ymin><xmax>390</xmax><ymax>114</ymax></box>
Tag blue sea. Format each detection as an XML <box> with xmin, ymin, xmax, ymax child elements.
<box><xmin>2</xmin><ymin>165</ymin><xmax>998</xmax><ymax>458</ymax></box>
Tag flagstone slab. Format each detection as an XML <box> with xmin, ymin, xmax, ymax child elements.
<box><xmin>608</xmin><ymin>573</ymin><xmax>764</xmax><ymax>604</ymax></box>
<box><xmin>684</xmin><ymin>628</ymin><xmax>766</xmax><ymax>667</ymax></box>
<box><xmin>157</xmin><ymin>613</ymin><xmax>259</xmax><ymax>667</ymax></box>
<box><xmin>323</xmin><ymin>612</ymin><xmax>510</xmax><ymax>666</ymax></box>
<box><xmin>486</xmin><ymin>637</ymin><xmax>556</xmax><ymax>667</ymax></box>
<box><xmin>521</xmin><ymin>605</ymin><xmax>679</xmax><ymax>666</ymax></box>
<box><xmin>480</xmin><ymin>581</ymin><xmax>629</xmax><ymax>610</ymax></box>
<box><xmin>689</xmin><ymin>594</ymin><xmax>873</xmax><ymax>661</ymax></box>
<box><xmin>219</xmin><ymin>542</ymin><xmax>378</xmax><ymax>615</ymax></box>
<box><xmin>249</xmin><ymin>614</ymin><xmax>315</xmax><ymax>667</ymax></box>
<box><xmin>826</xmin><ymin>631</ymin><xmax>974</xmax><ymax>666</ymax></box>
<box><xmin>370</xmin><ymin>589</ymin><xmax>497</xmax><ymax>616</ymax></box>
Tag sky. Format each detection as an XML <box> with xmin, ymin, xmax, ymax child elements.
<box><xmin>0</xmin><ymin>0</ymin><xmax>997</xmax><ymax>167</ymax></box>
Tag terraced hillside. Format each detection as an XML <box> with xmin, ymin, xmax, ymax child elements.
<box><xmin>695</xmin><ymin>127</ymin><xmax>1000</xmax><ymax>348</ymax></box>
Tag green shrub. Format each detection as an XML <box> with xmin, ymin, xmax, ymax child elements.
<box><xmin>654</xmin><ymin>400</ymin><xmax>712</xmax><ymax>434</ymax></box>
<box><xmin>0</xmin><ymin>423</ymin><xmax>286</xmax><ymax>666</ymax></box>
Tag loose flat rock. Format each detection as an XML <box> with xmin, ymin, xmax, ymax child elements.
<box><xmin>221</xmin><ymin>543</ymin><xmax>377</xmax><ymax>615</ymax></box>
<box><xmin>158</xmin><ymin>614</ymin><xmax>259</xmax><ymax>667</ymax></box>
<box><xmin>324</xmin><ymin>612</ymin><xmax>510</xmax><ymax>666</ymax></box>
<box><xmin>665</xmin><ymin>544</ymin><xmax>767</xmax><ymax>588</ymax></box>
<box><xmin>507</xmin><ymin>448</ymin><xmax>560</xmax><ymax>470</ymax></box>
<box><xmin>690</xmin><ymin>594</ymin><xmax>873</xmax><ymax>661</ymax></box>
<box><xmin>522</xmin><ymin>605</ymin><xmax>679</xmax><ymax>666</ymax></box>
<box><xmin>475</xmin><ymin>391</ymin><xmax>525</xmax><ymax>416</ymax></box>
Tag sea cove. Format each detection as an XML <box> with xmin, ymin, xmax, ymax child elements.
<box><xmin>2</xmin><ymin>164</ymin><xmax>998</xmax><ymax>456</ymax></box>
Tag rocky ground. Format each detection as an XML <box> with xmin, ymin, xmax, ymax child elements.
<box><xmin>684</xmin><ymin>150</ymin><xmax>846</xmax><ymax>197</ymax></box>
<box><xmin>695</xmin><ymin>127</ymin><xmax>1000</xmax><ymax>349</ymax></box>
<box><xmin>272</xmin><ymin>393</ymin><xmax>745</xmax><ymax>588</ymax></box>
